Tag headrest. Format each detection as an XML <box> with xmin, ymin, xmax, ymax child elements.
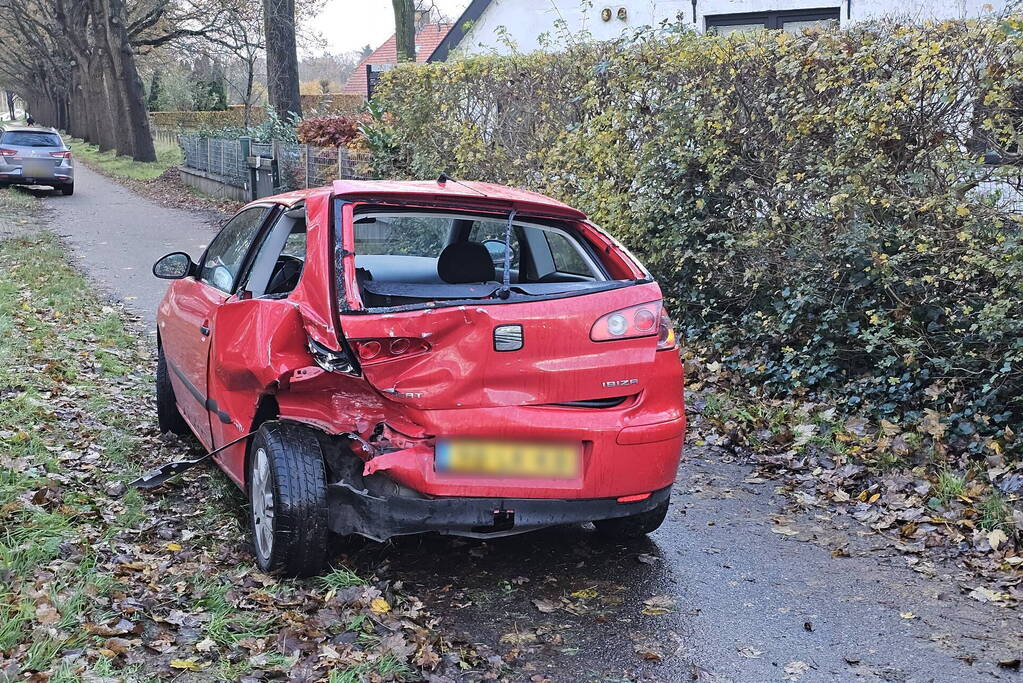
<box><xmin>437</xmin><ymin>241</ymin><xmax>496</xmax><ymax>284</ymax></box>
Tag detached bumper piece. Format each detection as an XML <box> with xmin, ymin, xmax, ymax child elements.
<box><xmin>326</xmin><ymin>482</ymin><xmax>671</xmax><ymax>541</ymax></box>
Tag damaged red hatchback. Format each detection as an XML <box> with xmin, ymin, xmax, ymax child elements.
<box><xmin>152</xmin><ymin>180</ymin><xmax>685</xmax><ymax>576</ymax></box>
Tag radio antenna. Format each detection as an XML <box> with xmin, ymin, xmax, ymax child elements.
<box><xmin>437</xmin><ymin>172</ymin><xmax>488</xmax><ymax>197</ymax></box>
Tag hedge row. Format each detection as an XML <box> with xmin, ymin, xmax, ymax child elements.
<box><xmin>372</xmin><ymin>19</ymin><xmax>1023</xmax><ymax>460</ymax></box>
<box><xmin>149</xmin><ymin>94</ymin><xmax>364</xmax><ymax>129</ymax></box>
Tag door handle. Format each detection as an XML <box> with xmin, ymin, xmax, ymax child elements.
<box><xmin>199</xmin><ymin>323</ymin><xmax>210</xmax><ymax>336</ymax></box>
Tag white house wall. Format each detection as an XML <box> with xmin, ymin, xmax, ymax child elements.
<box><xmin>453</xmin><ymin>0</ymin><xmax>1013</xmax><ymax>56</ymax></box>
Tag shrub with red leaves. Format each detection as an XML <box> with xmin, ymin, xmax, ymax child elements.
<box><xmin>296</xmin><ymin>115</ymin><xmax>366</xmax><ymax>147</ymax></box>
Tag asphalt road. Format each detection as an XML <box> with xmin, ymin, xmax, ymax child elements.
<box><xmin>42</xmin><ymin>164</ymin><xmax>222</xmax><ymax>334</ymax></box>
<box><xmin>37</xmin><ymin>166</ymin><xmax>1023</xmax><ymax>682</ymax></box>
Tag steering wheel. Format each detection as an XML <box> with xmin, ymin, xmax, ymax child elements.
<box><xmin>265</xmin><ymin>255</ymin><xmax>304</xmax><ymax>295</ymax></box>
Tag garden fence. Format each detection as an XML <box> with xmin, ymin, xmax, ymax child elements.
<box><xmin>177</xmin><ymin>134</ymin><xmax>371</xmax><ymax>199</ymax></box>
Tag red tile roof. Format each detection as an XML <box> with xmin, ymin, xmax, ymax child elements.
<box><xmin>342</xmin><ymin>23</ymin><xmax>452</xmax><ymax>98</ymax></box>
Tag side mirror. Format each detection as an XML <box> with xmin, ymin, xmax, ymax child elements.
<box><xmin>153</xmin><ymin>252</ymin><xmax>194</xmax><ymax>279</ymax></box>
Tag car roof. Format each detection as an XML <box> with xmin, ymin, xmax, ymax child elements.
<box><xmin>332</xmin><ymin>179</ymin><xmax>588</xmax><ymax>220</ymax></box>
<box><xmin>3</xmin><ymin>125</ymin><xmax>59</xmax><ymax>134</ymax></box>
<box><xmin>246</xmin><ymin>181</ymin><xmax>588</xmax><ymax>220</ymax></box>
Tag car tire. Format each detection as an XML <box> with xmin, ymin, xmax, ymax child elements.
<box><xmin>156</xmin><ymin>346</ymin><xmax>191</xmax><ymax>437</ymax></box>
<box><xmin>60</xmin><ymin>183</ymin><xmax>74</xmax><ymax>196</ymax></box>
<box><xmin>593</xmin><ymin>498</ymin><xmax>670</xmax><ymax>539</ymax></box>
<box><xmin>247</xmin><ymin>421</ymin><xmax>330</xmax><ymax>577</ymax></box>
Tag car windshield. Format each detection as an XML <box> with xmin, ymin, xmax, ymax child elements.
<box><xmin>1</xmin><ymin>131</ymin><xmax>62</xmax><ymax>147</ymax></box>
<box><xmin>348</xmin><ymin>208</ymin><xmax>620</xmax><ymax>309</ymax></box>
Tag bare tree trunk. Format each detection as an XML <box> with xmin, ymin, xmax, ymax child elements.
<box><xmin>263</xmin><ymin>0</ymin><xmax>302</xmax><ymax>119</ymax></box>
<box><xmin>244</xmin><ymin>56</ymin><xmax>255</xmax><ymax>126</ymax></box>
<box><xmin>392</xmin><ymin>0</ymin><xmax>416</xmax><ymax>62</ymax></box>
<box><xmin>88</xmin><ymin>0</ymin><xmax>156</xmax><ymax>161</ymax></box>
<box><xmin>88</xmin><ymin>62</ymin><xmax>117</xmax><ymax>151</ymax></box>
<box><xmin>5</xmin><ymin>92</ymin><xmax>14</xmax><ymax>121</ymax></box>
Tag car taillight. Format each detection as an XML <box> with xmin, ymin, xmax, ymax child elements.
<box><xmin>657</xmin><ymin>311</ymin><xmax>677</xmax><ymax>350</ymax></box>
<box><xmin>590</xmin><ymin>301</ymin><xmax>663</xmax><ymax>342</ymax></box>
<box><xmin>352</xmin><ymin>337</ymin><xmax>430</xmax><ymax>363</ymax></box>
<box><xmin>0</xmin><ymin>149</ymin><xmax>16</xmax><ymax>157</ymax></box>
<box><xmin>50</xmin><ymin>151</ymin><xmax>71</xmax><ymax>159</ymax></box>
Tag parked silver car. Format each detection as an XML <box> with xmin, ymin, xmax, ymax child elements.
<box><xmin>0</xmin><ymin>126</ymin><xmax>74</xmax><ymax>195</ymax></box>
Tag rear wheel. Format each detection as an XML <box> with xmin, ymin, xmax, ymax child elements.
<box><xmin>156</xmin><ymin>346</ymin><xmax>190</xmax><ymax>436</ymax></box>
<box><xmin>594</xmin><ymin>498</ymin><xmax>670</xmax><ymax>539</ymax></box>
<box><xmin>60</xmin><ymin>183</ymin><xmax>74</xmax><ymax>196</ymax></box>
<box><xmin>247</xmin><ymin>421</ymin><xmax>329</xmax><ymax>577</ymax></box>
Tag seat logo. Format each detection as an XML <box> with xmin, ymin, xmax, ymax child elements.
<box><xmin>602</xmin><ymin>378</ymin><xmax>638</xmax><ymax>388</ymax></box>
<box><xmin>494</xmin><ymin>324</ymin><xmax>523</xmax><ymax>352</ymax></box>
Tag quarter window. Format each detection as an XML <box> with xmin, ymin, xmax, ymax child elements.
<box><xmin>199</xmin><ymin>207</ymin><xmax>269</xmax><ymax>292</ymax></box>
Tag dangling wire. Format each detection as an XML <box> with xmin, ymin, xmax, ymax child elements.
<box><xmin>498</xmin><ymin>209</ymin><xmax>517</xmax><ymax>299</ymax></box>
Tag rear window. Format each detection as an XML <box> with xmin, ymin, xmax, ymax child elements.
<box><xmin>348</xmin><ymin>208</ymin><xmax>619</xmax><ymax>309</ymax></box>
<box><xmin>1</xmin><ymin>131</ymin><xmax>62</xmax><ymax>147</ymax></box>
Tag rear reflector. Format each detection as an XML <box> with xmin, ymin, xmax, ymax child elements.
<box><xmin>617</xmin><ymin>493</ymin><xmax>652</xmax><ymax>503</ymax></box>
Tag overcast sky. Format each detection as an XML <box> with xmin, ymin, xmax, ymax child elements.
<box><xmin>309</xmin><ymin>0</ymin><xmax>472</xmax><ymax>55</ymax></box>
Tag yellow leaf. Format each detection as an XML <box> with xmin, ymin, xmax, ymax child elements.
<box><xmin>166</xmin><ymin>542</ymin><xmax>182</xmax><ymax>551</ymax></box>
<box><xmin>170</xmin><ymin>659</ymin><xmax>203</xmax><ymax>671</ymax></box>
<box><xmin>988</xmin><ymin>529</ymin><xmax>1008</xmax><ymax>552</ymax></box>
<box><xmin>570</xmin><ymin>588</ymin><xmax>599</xmax><ymax>600</ymax></box>
<box><xmin>370</xmin><ymin>598</ymin><xmax>391</xmax><ymax>614</ymax></box>
<box><xmin>899</xmin><ymin>611</ymin><xmax>916</xmax><ymax>619</ymax></box>
<box><xmin>868</xmin><ymin>493</ymin><xmax>880</xmax><ymax>504</ymax></box>
<box><xmin>955</xmin><ymin>204</ymin><xmax>970</xmax><ymax>218</ymax></box>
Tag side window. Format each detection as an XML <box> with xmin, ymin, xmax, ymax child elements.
<box><xmin>199</xmin><ymin>207</ymin><xmax>268</xmax><ymax>292</ymax></box>
<box><xmin>545</xmin><ymin>231</ymin><xmax>592</xmax><ymax>276</ymax></box>
<box><xmin>244</xmin><ymin>213</ymin><xmax>307</xmax><ymax>298</ymax></box>
<box><xmin>355</xmin><ymin>215</ymin><xmax>449</xmax><ymax>256</ymax></box>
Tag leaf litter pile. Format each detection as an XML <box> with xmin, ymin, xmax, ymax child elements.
<box><xmin>0</xmin><ymin>231</ymin><xmax>500</xmax><ymax>681</ymax></box>
<box><xmin>688</xmin><ymin>360</ymin><xmax>1023</xmax><ymax>609</ymax></box>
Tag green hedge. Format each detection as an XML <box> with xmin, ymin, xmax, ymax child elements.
<box><xmin>372</xmin><ymin>19</ymin><xmax>1023</xmax><ymax>459</ymax></box>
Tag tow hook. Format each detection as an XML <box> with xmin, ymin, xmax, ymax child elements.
<box><xmin>129</xmin><ymin>430</ymin><xmax>256</xmax><ymax>490</ymax></box>
<box><xmin>492</xmin><ymin>508</ymin><xmax>515</xmax><ymax>532</ymax></box>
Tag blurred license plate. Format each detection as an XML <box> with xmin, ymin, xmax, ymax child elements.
<box><xmin>436</xmin><ymin>440</ymin><xmax>580</xmax><ymax>478</ymax></box>
<box><xmin>23</xmin><ymin>160</ymin><xmax>51</xmax><ymax>176</ymax></box>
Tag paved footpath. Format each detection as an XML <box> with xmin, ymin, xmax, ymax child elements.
<box><xmin>29</xmin><ymin>166</ymin><xmax>1023</xmax><ymax>682</ymax></box>
<box><xmin>44</xmin><ymin>164</ymin><xmax>221</xmax><ymax>334</ymax></box>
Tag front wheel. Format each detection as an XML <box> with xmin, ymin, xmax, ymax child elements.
<box><xmin>247</xmin><ymin>421</ymin><xmax>330</xmax><ymax>577</ymax></box>
<box><xmin>593</xmin><ymin>498</ymin><xmax>670</xmax><ymax>539</ymax></box>
<box><xmin>156</xmin><ymin>346</ymin><xmax>190</xmax><ymax>436</ymax></box>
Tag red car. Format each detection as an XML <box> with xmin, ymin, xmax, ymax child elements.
<box><xmin>152</xmin><ymin>180</ymin><xmax>685</xmax><ymax>576</ymax></box>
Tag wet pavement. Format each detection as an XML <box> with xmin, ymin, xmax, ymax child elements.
<box><xmin>343</xmin><ymin>447</ymin><xmax>1022</xmax><ymax>682</ymax></box>
<box><xmin>40</xmin><ymin>164</ymin><xmax>1023</xmax><ymax>682</ymax></box>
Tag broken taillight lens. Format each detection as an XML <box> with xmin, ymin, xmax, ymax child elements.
<box><xmin>352</xmin><ymin>337</ymin><xmax>430</xmax><ymax>363</ymax></box>
<box><xmin>590</xmin><ymin>301</ymin><xmax>662</xmax><ymax>342</ymax></box>
<box><xmin>657</xmin><ymin>311</ymin><xmax>678</xmax><ymax>350</ymax></box>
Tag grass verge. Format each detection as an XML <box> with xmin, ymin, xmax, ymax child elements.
<box><xmin>66</xmin><ymin>137</ymin><xmax>182</xmax><ymax>181</ymax></box>
<box><xmin>0</xmin><ymin>225</ymin><xmax>447</xmax><ymax>680</ymax></box>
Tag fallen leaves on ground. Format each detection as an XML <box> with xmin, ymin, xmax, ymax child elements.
<box><xmin>688</xmin><ymin>381</ymin><xmax>1023</xmax><ymax>607</ymax></box>
<box><xmin>0</xmin><ymin>231</ymin><xmax>493</xmax><ymax>681</ymax></box>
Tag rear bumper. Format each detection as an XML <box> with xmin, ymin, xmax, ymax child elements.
<box><xmin>326</xmin><ymin>482</ymin><xmax>671</xmax><ymax>541</ymax></box>
<box><xmin>0</xmin><ymin>165</ymin><xmax>73</xmax><ymax>185</ymax></box>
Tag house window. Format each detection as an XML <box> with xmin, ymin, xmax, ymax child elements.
<box><xmin>706</xmin><ymin>8</ymin><xmax>840</xmax><ymax>35</ymax></box>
